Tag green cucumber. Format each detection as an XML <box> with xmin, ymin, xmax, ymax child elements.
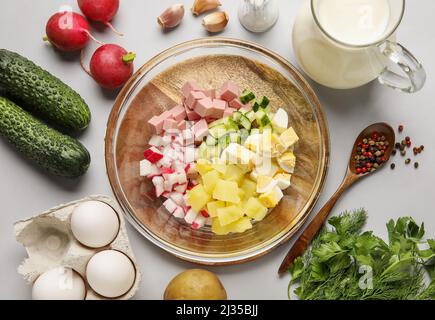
<box><xmin>205</xmin><ymin>134</ymin><xmax>217</xmax><ymax>146</ymax></box>
<box><xmin>240</xmin><ymin>90</ymin><xmax>255</xmax><ymax>104</ymax></box>
<box><xmin>245</xmin><ymin>111</ymin><xmax>255</xmax><ymax>122</ymax></box>
<box><xmin>209</xmin><ymin>118</ymin><xmax>224</xmax><ymax>128</ymax></box>
<box><xmin>232</xmin><ymin>111</ymin><xmax>242</xmax><ymax>122</ymax></box>
<box><xmin>239</xmin><ymin>128</ymin><xmax>250</xmax><ymax>145</ymax></box>
<box><xmin>0</xmin><ymin>97</ymin><xmax>90</xmax><ymax>178</ymax></box>
<box><xmin>209</xmin><ymin>124</ymin><xmax>227</xmax><ymax>138</ymax></box>
<box><xmin>229</xmin><ymin>132</ymin><xmax>241</xmax><ymax>144</ymax></box>
<box><xmin>0</xmin><ymin>49</ymin><xmax>91</xmax><ymax>131</ymax></box>
<box><xmin>224</xmin><ymin>118</ymin><xmax>239</xmax><ymax>131</ymax></box>
<box><xmin>239</xmin><ymin>114</ymin><xmax>252</xmax><ymax>130</ymax></box>
<box><xmin>259</xmin><ymin>96</ymin><xmax>270</xmax><ymax>109</ymax></box>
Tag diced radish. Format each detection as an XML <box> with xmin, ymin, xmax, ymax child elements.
<box><xmin>147</xmin><ymin>165</ymin><xmax>161</xmax><ymax>179</ymax></box>
<box><xmin>173</xmin><ymin>161</ymin><xmax>185</xmax><ymax>173</ymax></box>
<box><xmin>199</xmin><ymin>209</ymin><xmax>209</xmax><ymax>218</ymax></box>
<box><xmin>173</xmin><ymin>207</ymin><xmax>185</xmax><ymax>219</ymax></box>
<box><xmin>152</xmin><ymin>176</ymin><xmax>164</xmax><ymax>197</ymax></box>
<box><xmin>182</xmin><ymin>129</ymin><xmax>195</xmax><ymax>145</ymax></box>
<box><xmin>162</xmin><ymin>191</ymin><xmax>171</xmax><ymax>198</ymax></box>
<box><xmin>156</xmin><ymin>156</ymin><xmax>172</xmax><ymax>168</ymax></box>
<box><xmin>185</xmin><ymin>208</ymin><xmax>198</xmax><ymax>224</ymax></box>
<box><xmin>174</xmin><ymin>183</ymin><xmax>187</xmax><ymax>193</ymax></box>
<box><xmin>149</xmin><ymin>135</ymin><xmax>165</xmax><ymax>147</ymax></box>
<box><xmin>163</xmin><ymin>180</ymin><xmax>173</xmax><ymax>192</ymax></box>
<box><xmin>192</xmin><ymin>215</ymin><xmax>206</xmax><ymax>229</ymax></box>
<box><xmin>183</xmin><ymin>205</ymin><xmax>191</xmax><ymax>213</ymax></box>
<box><xmin>163</xmin><ymin>198</ymin><xmax>178</xmax><ymax>213</ymax></box>
<box><xmin>170</xmin><ymin>192</ymin><xmax>185</xmax><ymax>206</ymax></box>
<box><xmin>161</xmin><ymin>167</ymin><xmax>175</xmax><ymax>175</ymax></box>
<box><xmin>162</xmin><ymin>135</ymin><xmax>172</xmax><ymax>145</ymax></box>
<box><xmin>184</xmin><ymin>146</ymin><xmax>196</xmax><ymax>163</ymax></box>
<box><xmin>166</xmin><ymin>173</ymin><xmax>179</xmax><ymax>188</ymax></box>
<box><xmin>144</xmin><ymin>147</ymin><xmax>163</xmax><ymax>163</ymax></box>
<box><xmin>139</xmin><ymin>159</ymin><xmax>152</xmax><ymax>176</ymax></box>
<box><xmin>177</xmin><ymin>171</ymin><xmax>187</xmax><ymax>185</ymax></box>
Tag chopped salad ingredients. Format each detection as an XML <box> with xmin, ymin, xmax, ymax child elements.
<box><xmin>140</xmin><ymin>80</ymin><xmax>299</xmax><ymax>234</ymax></box>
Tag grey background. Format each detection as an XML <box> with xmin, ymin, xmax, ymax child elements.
<box><xmin>0</xmin><ymin>0</ymin><xmax>434</xmax><ymax>300</ymax></box>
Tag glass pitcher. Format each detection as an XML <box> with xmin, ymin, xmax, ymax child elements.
<box><xmin>292</xmin><ymin>0</ymin><xmax>426</xmax><ymax>92</ymax></box>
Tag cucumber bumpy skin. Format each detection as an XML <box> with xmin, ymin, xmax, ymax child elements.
<box><xmin>0</xmin><ymin>97</ymin><xmax>91</xmax><ymax>178</ymax></box>
<box><xmin>0</xmin><ymin>49</ymin><xmax>91</xmax><ymax>131</ymax></box>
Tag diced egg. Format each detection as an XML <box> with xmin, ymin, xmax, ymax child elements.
<box><xmin>256</xmin><ymin>175</ymin><xmax>278</xmax><ymax>194</ymax></box>
<box><xmin>278</xmin><ymin>151</ymin><xmax>297</xmax><ymax>173</ymax></box>
<box><xmin>274</xmin><ymin>173</ymin><xmax>292</xmax><ymax>190</ymax></box>
<box><xmin>272</xmin><ymin>108</ymin><xmax>288</xmax><ymax>132</ymax></box>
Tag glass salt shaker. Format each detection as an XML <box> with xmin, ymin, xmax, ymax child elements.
<box><xmin>238</xmin><ymin>0</ymin><xmax>279</xmax><ymax>33</ymax></box>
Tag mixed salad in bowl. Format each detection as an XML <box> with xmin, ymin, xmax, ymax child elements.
<box><xmin>140</xmin><ymin>80</ymin><xmax>299</xmax><ymax>235</ymax></box>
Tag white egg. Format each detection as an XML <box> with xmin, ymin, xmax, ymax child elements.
<box><xmin>86</xmin><ymin>250</ymin><xmax>136</xmax><ymax>298</ymax></box>
<box><xmin>32</xmin><ymin>267</ymin><xmax>86</xmax><ymax>300</ymax></box>
<box><xmin>71</xmin><ymin>201</ymin><xmax>120</xmax><ymax>248</ymax></box>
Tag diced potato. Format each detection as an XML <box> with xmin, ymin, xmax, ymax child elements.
<box><xmin>187</xmin><ymin>184</ymin><xmax>211</xmax><ymax>212</ymax></box>
<box><xmin>202</xmin><ymin>170</ymin><xmax>220</xmax><ymax>194</ymax></box>
<box><xmin>243</xmin><ymin>197</ymin><xmax>268</xmax><ymax>221</ymax></box>
<box><xmin>211</xmin><ymin>163</ymin><xmax>227</xmax><ymax>175</ymax></box>
<box><xmin>238</xmin><ymin>188</ymin><xmax>246</xmax><ymax>201</ymax></box>
<box><xmin>207</xmin><ymin>201</ymin><xmax>226</xmax><ymax>218</ymax></box>
<box><xmin>280</xmin><ymin>127</ymin><xmax>299</xmax><ymax>149</ymax></box>
<box><xmin>213</xmin><ymin>179</ymin><xmax>241</xmax><ymax>203</ymax></box>
<box><xmin>196</xmin><ymin>159</ymin><xmax>213</xmax><ymax>176</ymax></box>
<box><xmin>259</xmin><ymin>186</ymin><xmax>284</xmax><ymax>208</ymax></box>
<box><xmin>223</xmin><ymin>165</ymin><xmax>245</xmax><ymax>185</ymax></box>
<box><xmin>217</xmin><ymin>205</ymin><xmax>244</xmax><ymax>226</ymax></box>
<box><xmin>212</xmin><ymin>216</ymin><xmax>253</xmax><ymax>235</ymax></box>
<box><xmin>240</xmin><ymin>178</ymin><xmax>257</xmax><ymax>199</ymax></box>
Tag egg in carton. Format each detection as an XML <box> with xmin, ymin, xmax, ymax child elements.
<box><xmin>14</xmin><ymin>195</ymin><xmax>141</xmax><ymax>300</ymax></box>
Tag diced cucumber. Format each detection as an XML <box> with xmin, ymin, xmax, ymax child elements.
<box><xmin>250</xmin><ymin>128</ymin><xmax>260</xmax><ymax>135</ymax></box>
<box><xmin>239</xmin><ymin>114</ymin><xmax>251</xmax><ymax>130</ymax></box>
<box><xmin>245</xmin><ymin>110</ymin><xmax>255</xmax><ymax>122</ymax></box>
<box><xmin>209</xmin><ymin>118</ymin><xmax>224</xmax><ymax>128</ymax></box>
<box><xmin>206</xmin><ymin>135</ymin><xmax>217</xmax><ymax>146</ymax></box>
<box><xmin>259</xmin><ymin>96</ymin><xmax>270</xmax><ymax>109</ymax></box>
<box><xmin>240</xmin><ymin>90</ymin><xmax>255</xmax><ymax>104</ymax></box>
<box><xmin>239</xmin><ymin>108</ymin><xmax>249</xmax><ymax>115</ymax></box>
<box><xmin>253</xmin><ymin>101</ymin><xmax>260</xmax><ymax>112</ymax></box>
<box><xmin>218</xmin><ymin>134</ymin><xmax>230</xmax><ymax>149</ymax></box>
<box><xmin>229</xmin><ymin>132</ymin><xmax>241</xmax><ymax>144</ymax></box>
<box><xmin>239</xmin><ymin>129</ymin><xmax>250</xmax><ymax>145</ymax></box>
<box><xmin>260</xmin><ymin>124</ymin><xmax>272</xmax><ymax>133</ymax></box>
<box><xmin>198</xmin><ymin>142</ymin><xmax>208</xmax><ymax>159</ymax></box>
<box><xmin>209</xmin><ymin>124</ymin><xmax>227</xmax><ymax>138</ymax></box>
<box><xmin>225</xmin><ymin>118</ymin><xmax>239</xmax><ymax>131</ymax></box>
<box><xmin>255</xmin><ymin>110</ymin><xmax>266</xmax><ymax>122</ymax></box>
<box><xmin>232</xmin><ymin>111</ymin><xmax>242</xmax><ymax>122</ymax></box>
<box><xmin>260</xmin><ymin>114</ymin><xmax>271</xmax><ymax>127</ymax></box>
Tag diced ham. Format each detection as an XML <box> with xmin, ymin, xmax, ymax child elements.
<box><xmin>185</xmin><ymin>91</ymin><xmax>207</xmax><ymax>110</ymax></box>
<box><xmin>220</xmin><ymin>81</ymin><xmax>240</xmax><ymax>102</ymax></box>
<box><xmin>148</xmin><ymin>115</ymin><xmax>164</xmax><ymax>135</ymax></box>
<box><xmin>185</xmin><ymin>107</ymin><xmax>201</xmax><ymax>121</ymax></box>
<box><xmin>182</xmin><ymin>80</ymin><xmax>202</xmax><ymax>98</ymax></box>
<box><xmin>173</xmin><ymin>207</ymin><xmax>185</xmax><ymax>219</ymax></box>
<box><xmin>152</xmin><ymin>176</ymin><xmax>164</xmax><ymax>197</ymax></box>
<box><xmin>194</xmin><ymin>97</ymin><xmax>214</xmax><ymax>117</ymax></box>
<box><xmin>192</xmin><ymin>119</ymin><xmax>208</xmax><ymax>142</ymax></box>
<box><xmin>185</xmin><ymin>208</ymin><xmax>198</xmax><ymax>224</ymax></box>
<box><xmin>210</xmin><ymin>99</ymin><xmax>227</xmax><ymax>118</ymax></box>
<box><xmin>223</xmin><ymin>107</ymin><xmax>237</xmax><ymax>118</ymax></box>
<box><xmin>163</xmin><ymin>198</ymin><xmax>178</xmax><ymax>213</ymax></box>
<box><xmin>177</xmin><ymin>120</ymin><xmax>187</xmax><ymax>131</ymax></box>
<box><xmin>144</xmin><ymin>147</ymin><xmax>164</xmax><ymax>163</ymax></box>
<box><xmin>169</xmin><ymin>105</ymin><xmax>187</xmax><ymax>122</ymax></box>
<box><xmin>163</xmin><ymin>118</ymin><xmax>178</xmax><ymax>131</ymax></box>
<box><xmin>229</xmin><ymin>99</ymin><xmax>246</xmax><ymax>110</ymax></box>
<box><xmin>204</xmin><ymin>89</ymin><xmax>216</xmax><ymax>99</ymax></box>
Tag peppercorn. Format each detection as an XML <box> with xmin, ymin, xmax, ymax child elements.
<box><xmin>400</xmin><ymin>150</ymin><xmax>406</xmax><ymax>156</ymax></box>
<box><xmin>395</xmin><ymin>142</ymin><xmax>401</xmax><ymax>149</ymax></box>
<box><xmin>420</xmin><ymin>145</ymin><xmax>425</xmax><ymax>151</ymax></box>
<box><xmin>405</xmin><ymin>136</ymin><xmax>410</xmax><ymax>142</ymax></box>
<box><xmin>392</xmin><ymin>149</ymin><xmax>397</xmax><ymax>156</ymax></box>
<box><xmin>405</xmin><ymin>158</ymin><xmax>411</xmax><ymax>165</ymax></box>
<box><xmin>398</xmin><ymin>125</ymin><xmax>404</xmax><ymax>132</ymax></box>
<box><xmin>414</xmin><ymin>162</ymin><xmax>419</xmax><ymax>169</ymax></box>
<box><xmin>401</xmin><ymin>140</ymin><xmax>407</xmax><ymax>146</ymax></box>
<box><xmin>391</xmin><ymin>163</ymin><xmax>396</xmax><ymax>170</ymax></box>
<box><xmin>400</xmin><ymin>144</ymin><xmax>405</xmax><ymax>151</ymax></box>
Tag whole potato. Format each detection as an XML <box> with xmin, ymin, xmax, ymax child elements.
<box><xmin>164</xmin><ymin>269</ymin><xmax>227</xmax><ymax>300</ymax></box>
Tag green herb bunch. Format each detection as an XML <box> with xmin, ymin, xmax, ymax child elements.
<box><xmin>288</xmin><ymin>209</ymin><xmax>435</xmax><ymax>300</ymax></box>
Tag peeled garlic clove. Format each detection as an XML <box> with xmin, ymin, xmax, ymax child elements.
<box><xmin>158</xmin><ymin>4</ymin><xmax>185</xmax><ymax>29</ymax></box>
<box><xmin>192</xmin><ymin>0</ymin><xmax>222</xmax><ymax>16</ymax></box>
<box><xmin>202</xmin><ymin>11</ymin><xmax>229</xmax><ymax>33</ymax></box>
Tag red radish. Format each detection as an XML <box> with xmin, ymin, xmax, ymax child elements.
<box><xmin>143</xmin><ymin>147</ymin><xmax>163</xmax><ymax>163</ymax></box>
<box><xmin>78</xmin><ymin>0</ymin><xmax>123</xmax><ymax>36</ymax></box>
<box><xmin>45</xmin><ymin>11</ymin><xmax>102</xmax><ymax>52</ymax></box>
<box><xmin>82</xmin><ymin>44</ymin><xmax>135</xmax><ymax>89</ymax></box>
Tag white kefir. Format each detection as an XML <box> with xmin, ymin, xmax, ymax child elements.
<box><xmin>293</xmin><ymin>0</ymin><xmax>393</xmax><ymax>89</ymax></box>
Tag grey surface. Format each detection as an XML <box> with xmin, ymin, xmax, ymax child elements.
<box><xmin>0</xmin><ymin>0</ymin><xmax>434</xmax><ymax>300</ymax></box>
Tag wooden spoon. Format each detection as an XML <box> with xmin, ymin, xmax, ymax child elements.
<box><xmin>278</xmin><ymin>122</ymin><xmax>395</xmax><ymax>275</ymax></box>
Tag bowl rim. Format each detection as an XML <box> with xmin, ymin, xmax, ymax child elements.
<box><xmin>105</xmin><ymin>37</ymin><xmax>330</xmax><ymax>265</ymax></box>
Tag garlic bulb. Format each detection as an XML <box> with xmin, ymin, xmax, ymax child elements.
<box><xmin>158</xmin><ymin>4</ymin><xmax>185</xmax><ymax>29</ymax></box>
<box><xmin>202</xmin><ymin>12</ymin><xmax>229</xmax><ymax>33</ymax></box>
<box><xmin>192</xmin><ymin>0</ymin><xmax>222</xmax><ymax>16</ymax></box>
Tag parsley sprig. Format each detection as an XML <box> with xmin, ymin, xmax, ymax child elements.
<box><xmin>288</xmin><ymin>209</ymin><xmax>435</xmax><ymax>300</ymax></box>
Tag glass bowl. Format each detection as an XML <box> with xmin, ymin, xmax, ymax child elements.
<box><xmin>105</xmin><ymin>38</ymin><xmax>330</xmax><ymax>265</ymax></box>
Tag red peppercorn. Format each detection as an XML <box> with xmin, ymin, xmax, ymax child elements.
<box><xmin>372</xmin><ymin>133</ymin><xmax>378</xmax><ymax>139</ymax></box>
<box><xmin>363</xmin><ymin>152</ymin><xmax>368</xmax><ymax>156</ymax></box>
<box><xmin>398</xmin><ymin>125</ymin><xmax>404</xmax><ymax>132</ymax></box>
<box><xmin>356</xmin><ymin>168</ymin><xmax>362</xmax><ymax>174</ymax></box>
<box><xmin>366</xmin><ymin>163</ymin><xmax>372</xmax><ymax>168</ymax></box>
<box><xmin>362</xmin><ymin>167</ymin><xmax>368</xmax><ymax>173</ymax></box>
<box><xmin>405</xmin><ymin>136</ymin><xmax>410</xmax><ymax>142</ymax></box>
<box><xmin>367</xmin><ymin>152</ymin><xmax>373</xmax><ymax>157</ymax></box>
<box><xmin>406</xmin><ymin>141</ymin><xmax>411</xmax><ymax>147</ymax></box>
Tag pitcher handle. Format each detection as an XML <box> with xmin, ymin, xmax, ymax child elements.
<box><xmin>378</xmin><ymin>40</ymin><xmax>426</xmax><ymax>93</ymax></box>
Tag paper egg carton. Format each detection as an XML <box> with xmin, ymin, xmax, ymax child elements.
<box><xmin>14</xmin><ymin>195</ymin><xmax>141</xmax><ymax>300</ymax></box>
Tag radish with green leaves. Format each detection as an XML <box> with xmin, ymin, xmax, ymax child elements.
<box><xmin>45</xmin><ymin>11</ymin><xmax>102</xmax><ymax>52</ymax></box>
<box><xmin>78</xmin><ymin>0</ymin><xmax>123</xmax><ymax>36</ymax></box>
<box><xmin>81</xmin><ymin>44</ymin><xmax>135</xmax><ymax>89</ymax></box>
